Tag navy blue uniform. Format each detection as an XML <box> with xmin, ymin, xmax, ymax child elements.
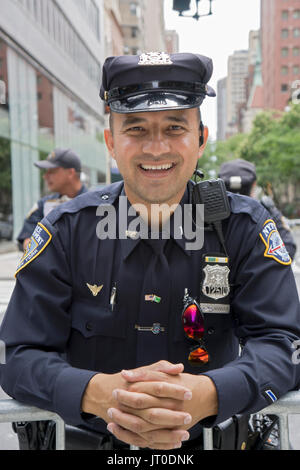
<box><xmin>0</xmin><ymin>181</ymin><xmax>300</xmax><ymax>438</ymax></box>
<box><xmin>16</xmin><ymin>185</ymin><xmax>87</xmax><ymax>247</ymax></box>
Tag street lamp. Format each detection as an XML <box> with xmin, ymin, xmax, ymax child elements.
<box><xmin>172</xmin><ymin>0</ymin><xmax>213</xmax><ymax>20</ymax></box>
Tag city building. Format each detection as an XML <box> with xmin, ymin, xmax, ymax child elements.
<box><xmin>165</xmin><ymin>30</ymin><xmax>180</xmax><ymax>54</ymax></box>
<box><xmin>0</xmin><ymin>0</ymin><xmax>107</xmax><ymax>240</ymax></box>
<box><xmin>226</xmin><ymin>49</ymin><xmax>249</xmax><ymax>137</ymax></box>
<box><xmin>261</xmin><ymin>0</ymin><xmax>300</xmax><ymax>111</ymax></box>
<box><xmin>217</xmin><ymin>77</ymin><xmax>227</xmax><ymax>141</ymax></box>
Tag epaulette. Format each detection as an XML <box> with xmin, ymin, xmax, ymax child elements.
<box><xmin>46</xmin><ymin>181</ymin><xmax>124</xmax><ymax>226</ymax></box>
<box><xmin>227</xmin><ymin>192</ymin><xmax>265</xmax><ymax>224</ymax></box>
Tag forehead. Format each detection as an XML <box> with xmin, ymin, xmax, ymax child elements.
<box><xmin>112</xmin><ymin>108</ymin><xmax>200</xmax><ymax>126</ymax></box>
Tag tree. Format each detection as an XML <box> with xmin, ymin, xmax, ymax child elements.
<box><xmin>0</xmin><ymin>137</ymin><xmax>12</xmax><ymax>218</ymax></box>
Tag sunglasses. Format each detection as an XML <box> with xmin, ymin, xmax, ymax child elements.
<box><xmin>182</xmin><ymin>289</ymin><xmax>209</xmax><ymax>365</ymax></box>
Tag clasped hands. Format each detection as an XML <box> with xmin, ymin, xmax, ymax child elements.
<box><xmin>81</xmin><ymin>360</ymin><xmax>218</xmax><ymax>450</ymax></box>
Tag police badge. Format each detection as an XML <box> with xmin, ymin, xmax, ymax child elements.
<box><xmin>138</xmin><ymin>52</ymin><xmax>173</xmax><ymax>66</ymax></box>
<box><xmin>202</xmin><ymin>264</ymin><xmax>230</xmax><ymax>300</ymax></box>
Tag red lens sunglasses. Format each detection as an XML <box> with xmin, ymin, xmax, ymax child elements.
<box><xmin>182</xmin><ymin>289</ymin><xmax>209</xmax><ymax>365</ymax></box>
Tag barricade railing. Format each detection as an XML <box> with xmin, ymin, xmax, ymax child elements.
<box><xmin>203</xmin><ymin>391</ymin><xmax>300</xmax><ymax>450</ymax></box>
<box><xmin>0</xmin><ymin>399</ymin><xmax>65</xmax><ymax>450</ymax></box>
<box><xmin>1</xmin><ymin>392</ymin><xmax>300</xmax><ymax>450</ymax></box>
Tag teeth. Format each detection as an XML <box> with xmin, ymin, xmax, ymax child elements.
<box><xmin>141</xmin><ymin>163</ymin><xmax>173</xmax><ymax>170</ymax></box>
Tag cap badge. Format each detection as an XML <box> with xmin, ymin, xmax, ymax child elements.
<box><xmin>49</xmin><ymin>151</ymin><xmax>56</xmax><ymax>160</ymax></box>
<box><xmin>138</xmin><ymin>52</ymin><xmax>173</xmax><ymax>66</ymax></box>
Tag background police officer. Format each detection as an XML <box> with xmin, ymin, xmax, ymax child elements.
<box><xmin>0</xmin><ymin>53</ymin><xmax>300</xmax><ymax>451</ymax></box>
<box><xmin>17</xmin><ymin>148</ymin><xmax>87</xmax><ymax>251</ymax></box>
<box><xmin>219</xmin><ymin>158</ymin><xmax>297</xmax><ymax>260</ymax></box>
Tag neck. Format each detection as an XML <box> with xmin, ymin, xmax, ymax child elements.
<box><xmin>63</xmin><ymin>180</ymin><xmax>82</xmax><ymax>198</ymax></box>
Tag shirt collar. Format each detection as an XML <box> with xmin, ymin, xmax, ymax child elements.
<box><xmin>119</xmin><ymin>184</ymin><xmax>193</xmax><ymax>261</ymax></box>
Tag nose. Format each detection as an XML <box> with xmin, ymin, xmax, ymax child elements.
<box><xmin>141</xmin><ymin>131</ymin><xmax>170</xmax><ymax>157</ymax></box>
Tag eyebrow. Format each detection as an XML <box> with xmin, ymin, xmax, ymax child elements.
<box><xmin>121</xmin><ymin>114</ymin><xmax>189</xmax><ymax>128</ymax></box>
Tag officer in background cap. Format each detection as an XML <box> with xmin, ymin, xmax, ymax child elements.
<box><xmin>219</xmin><ymin>158</ymin><xmax>297</xmax><ymax>259</ymax></box>
<box><xmin>1</xmin><ymin>52</ymin><xmax>300</xmax><ymax>452</ymax></box>
<box><xmin>17</xmin><ymin>148</ymin><xmax>87</xmax><ymax>250</ymax></box>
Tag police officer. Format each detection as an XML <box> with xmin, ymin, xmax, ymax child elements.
<box><xmin>17</xmin><ymin>148</ymin><xmax>87</xmax><ymax>251</ymax></box>
<box><xmin>219</xmin><ymin>158</ymin><xmax>297</xmax><ymax>260</ymax></box>
<box><xmin>1</xmin><ymin>52</ymin><xmax>300</xmax><ymax>451</ymax></box>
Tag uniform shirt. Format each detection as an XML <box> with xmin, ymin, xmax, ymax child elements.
<box><xmin>0</xmin><ymin>181</ymin><xmax>300</xmax><ymax>438</ymax></box>
<box><xmin>16</xmin><ymin>185</ymin><xmax>87</xmax><ymax>247</ymax></box>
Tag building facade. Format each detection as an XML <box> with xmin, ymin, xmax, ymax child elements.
<box><xmin>217</xmin><ymin>77</ymin><xmax>227</xmax><ymax>141</ymax></box>
<box><xmin>226</xmin><ymin>49</ymin><xmax>249</xmax><ymax>137</ymax></box>
<box><xmin>261</xmin><ymin>0</ymin><xmax>300</xmax><ymax>110</ymax></box>
<box><xmin>0</xmin><ymin>0</ymin><xmax>107</xmax><ymax>239</ymax></box>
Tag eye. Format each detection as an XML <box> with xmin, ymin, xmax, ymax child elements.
<box><xmin>125</xmin><ymin>126</ymin><xmax>146</xmax><ymax>135</ymax></box>
<box><xmin>167</xmin><ymin>125</ymin><xmax>185</xmax><ymax>134</ymax></box>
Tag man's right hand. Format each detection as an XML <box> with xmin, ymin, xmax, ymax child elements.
<box><xmin>80</xmin><ymin>361</ymin><xmax>193</xmax><ymax>448</ymax></box>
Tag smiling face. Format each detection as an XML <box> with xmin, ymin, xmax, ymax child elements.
<box><xmin>104</xmin><ymin>108</ymin><xmax>208</xmax><ymax>209</ymax></box>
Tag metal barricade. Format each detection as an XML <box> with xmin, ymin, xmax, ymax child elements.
<box><xmin>203</xmin><ymin>391</ymin><xmax>300</xmax><ymax>450</ymax></box>
<box><xmin>1</xmin><ymin>392</ymin><xmax>300</xmax><ymax>450</ymax></box>
<box><xmin>0</xmin><ymin>399</ymin><xmax>65</xmax><ymax>450</ymax></box>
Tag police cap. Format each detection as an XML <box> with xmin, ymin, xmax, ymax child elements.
<box><xmin>34</xmin><ymin>148</ymin><xmax>82</xmax><ymax>172</ymax></box>
<box><xmin>219</xmin><ymin>159</ymin><xmax>256</xmax><ymax>195</ymax></box>
<box><xmin>100</xmin><ymin>52</ymin><xmax>216</xmax><ymax>113</ymax></box>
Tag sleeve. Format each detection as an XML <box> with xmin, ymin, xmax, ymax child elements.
<box><xmin>16</xmin><ymin>201</ymin><xmax>44</xmax><ymax>246</ymax></box>
<box><xmin>202</xmin><ymin>210</ymin><xmax>300</xmax><ymax>426</ymax></box>
<box><xmin>0</xmin><ymin>217</ymin><xmax>98</xmax><ymax>426</ymax></box>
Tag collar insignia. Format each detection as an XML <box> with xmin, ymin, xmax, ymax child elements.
<box><xmin>86</xmin><ymin>283</ymin><xmax>103</xmax><ymax>297</ymax></box>
<box><xmin>138</xmin><ymin>52</ymin><xmax>173</xmax><ymax>66</ymax></box>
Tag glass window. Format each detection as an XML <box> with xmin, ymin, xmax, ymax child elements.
<box><xmin>281</xmin><ymin>66</ymin><xmax>289</xmax><ymax>75</ymax></box>
<box><xmin>293</xmin><ymin>28</ymin><xmax>300</xmax><ymax>38</ymax></box>
<box><xmin>293</xmin><ymin>65</ymin><xmax>300</xmax><ymax>75</ymax></box>
<box><xmin>282</xmin><ymin>47</ymin><xmax>289</xmax><ymax>57</ymax></box>
<box><xmin>282</xmin><ymin>10</ymin><xmax>288</xmax><ymax>20</ymax></box>
<box><xmin>281</xmin><ymin>29</ymin><xmax>289</xmax><ymax>38</ymax></box>
<box><xmin>293</xmin><ymin>10</ymin><xmax>300</xmax><ymax>19</ymax></box>
<box><xmin>293</xmin><ymin>47</ymin><xmax>300</xmax><ymax>56</ymax></box>
<box><xmin>281</xmin><ymin>83</ymin><xmax>288</xmax><ymax>92</ymax></box>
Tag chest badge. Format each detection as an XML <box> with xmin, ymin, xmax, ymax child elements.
<box><xmin>202</xmin><ymin>264</ymin><xmax>230</xmax><ymax>300</ymax></box>
<box><xmin>86</xmin><ymin>283</ymin><xmax>103</xmax><ymax>297</ymax></box>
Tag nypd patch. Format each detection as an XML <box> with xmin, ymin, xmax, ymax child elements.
<box><xmin>260</xmin><ymin>219</ymin><xmax>291</xmax><ymax>265</ymax></box>
<box><xmin>15</xmin><ymin>223</ymin><xmax>52</xmax><ymax>276</ymax></box>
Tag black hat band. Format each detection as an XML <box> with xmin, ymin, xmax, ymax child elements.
<box><xmin>106</xmin><ymin>80</ymin><xmax>210</xmax><ymax>103</ymax></box>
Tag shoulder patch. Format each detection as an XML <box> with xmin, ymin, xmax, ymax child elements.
<box><xmin>259</xmin><ymin>219</ymin><xmax>291</xmax><ymax>265</ymax></box>
<box><xmin>15</xmin><ymin>222</ymin><xmax>52</xmax><ymax>276</ymax></box>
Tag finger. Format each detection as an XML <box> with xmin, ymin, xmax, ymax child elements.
<box><xmin>107</xmin><ymin>423</ymin><xmax>184</xmax><ymax>450</ymax></box>
<box><xmin>108</xmin><ymin>406</ymin><xmax>192</xmax><ymax>429</ymax></box>
<box><xmin>126</xmin><ymin>382</ymin><xmax>192</xmax><ymax>401</ymax></box>
<box><xmin>113</xmin><ymin>389</ymin><xmax>186</xmax><ymax>411</ymax></box>
<box><xmin>142</xmin><ymin>428</ymin><xmax>190</xmax><ymax>446</ymax></box>
<box><xmin>121</xmin><ymin>361</ymin><xmax>184</xmax><ymax>382</ymax></box>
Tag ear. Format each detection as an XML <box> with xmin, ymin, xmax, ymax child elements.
<box><xmin>104</xmin><ymin>128</ymin><xmax>116</xmax><ymax>160</ymax></box>
<box><xmin>198</xmin><ymin>126</ymin><xmax>209</xmax><ymax>158</ymax></box>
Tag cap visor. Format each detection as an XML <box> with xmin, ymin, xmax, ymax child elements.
<box><xmin>34</xmin><ymin>161</ymin><xmax>58</xmax><ymax>169</ymax></box>
<box><xmin>110</xmin><ymin>92</ymin><xmax>204</xmax><ymax>113</ymax></box>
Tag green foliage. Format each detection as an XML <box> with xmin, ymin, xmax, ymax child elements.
<box><xmin>208</xmin><ymin>104</ymin><xmax>300</xmax><ymax>216</ymax></box>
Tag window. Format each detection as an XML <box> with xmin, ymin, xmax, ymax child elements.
<box><xmin>282</xmin><ymin>47</ymin><xmax>289</xmax><ymax>57</ymax></box>
<box><xmin>293</xmin><ymin>28</ymin><xmax>300</xmax><ymax>38</ymax></box>
<box><xmin>282</xmin><ymin>10</ymin><xmax>288</xmax><ymax>20</ymax></box>
<box><xmin>130</xmin><ymin>2</ymin><xmax>137</xmax><ymax>15</ymax></box>
<box><xmin>293</xmin><ymin>65</ymin><xmax>300</xmax><ymax>75</ymax></box>
<box><xmin>131</xmin><ymin>27</ymin><xmax>138</xmax><ymax>38</ymax></box>
<box><xmin>293</xmin><ymin>10</ymin><xmax>300</xmax><ymax>19</ymax></box>
<box><xmin>293</xmin><ymin>47</ymin><xmax>300</xmax><ymax>56</ymax></box>
<box><xmin>281</xmin><ymin>66</ymin><xmax>289</xmax><ymax>75</ymax></box>
<box><xmin>281</xmin><ymin>29</ymin><xmax>289</xmax><ymax>38</ymax></box>
<box><xmin>281</xmin><ymin>84</ymin><xmax>288</xmax><ymax>92</ymax></box>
